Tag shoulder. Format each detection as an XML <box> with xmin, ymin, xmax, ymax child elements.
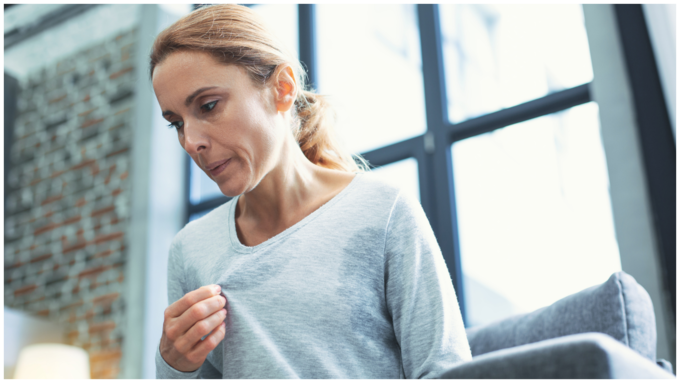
<box><xmin>350</xmin><ymin>172</ymin><xmax>403</xmax><ymax>205</ymax></box>
<box><xmin>171</xmin><ymin>197</ymin><xmax>235</xmax><ymax>250</ymax></box>
<box><xmin>354</xmin><ymin>172</ymin><xmax>424</xmax><ymax>220</ymax></box>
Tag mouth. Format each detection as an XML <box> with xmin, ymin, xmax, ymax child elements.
<box><xmin>207</xmin><ymin>158</ymin><xmax>231</xmax><ymax>177</ymax></box>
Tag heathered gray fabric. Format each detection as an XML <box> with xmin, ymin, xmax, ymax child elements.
<box><xmin>440</xmin><ymin>332</ymin><xmax>675</xmax><ymax>379</ymax></box>
<box><xmin>465</xmin><ymin>271</ymin><xmax>657</xmax><ymax>361</ymax></box>
<box><xmin>155</xmin><ymin>173</ymin><xmax>472</xmax><ymax>379</ymax></box>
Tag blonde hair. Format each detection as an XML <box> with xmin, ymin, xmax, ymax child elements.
<box><xmin>149</xmin><ymin>4</ymin><xmax>368</xmax><ymax>172</ymax></box>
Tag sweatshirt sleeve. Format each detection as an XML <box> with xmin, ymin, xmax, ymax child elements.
<box><xmin>156</xmin><ymin>234</ymin><xmax>222</xmax><ymax>379</ymax></box>
<box><xmin>384</xmin><ymin>192</ymin><xmax>472</xmax><ymax>379</ymax></box>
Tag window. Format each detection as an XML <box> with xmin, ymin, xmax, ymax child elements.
<box><xmin>440</xmin><ymin>4</ymin><xmax>594</xmax><ymax>123</ymax></box>
<box><xmin>316</xmin><ymin>5</ymin><xmax>426</xmax><ymax>154</ymax></box>
<box><xmin>452</xmin><ymin>102</ymin><xmax>621</xmax><ymax>326</ymax></box>
<box><xmin>186</xmin><ymin>5</ymin><xmax>625</xmax><ymax>328</ymax></box>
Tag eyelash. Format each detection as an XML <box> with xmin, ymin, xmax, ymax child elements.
<box><xmin>167</xmin><ymin>100</ymin><xmax>218</xmax><ymax>130</ymax></box>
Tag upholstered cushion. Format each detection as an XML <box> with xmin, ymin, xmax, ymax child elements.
<box><xmin>465</xmin><ymin>271</ymin><xmax>656</xmax><ymax>360</ymax></box>
<box><xmin>441</xmin><ymin>332</ymin><xmax>673</xmax><ymax>379</ymax></box>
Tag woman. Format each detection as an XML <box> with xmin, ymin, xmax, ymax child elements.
<box><xmin>152</xmin><ymin>4</ymin><xmax>471</xmax><ymax>379</ymax></box>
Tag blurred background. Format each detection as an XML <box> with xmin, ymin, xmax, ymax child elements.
<box><xmin>3</xmin><ymin>3</ymin><xmax>676</xmax><ymax>379</ymax></box>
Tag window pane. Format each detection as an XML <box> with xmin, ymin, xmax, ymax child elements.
<box><xmin>451</xmin><ymin>102</ymin><xmax>621</xmax><ymax>327</ymax></box>
<box><xmin>189</xmin><ymin>158</ymin><xmax>223</xmax><ymax>205</ymax></box>
<box><xmin>440</xmin><ymin>4</ymin><xmax>594</xmax><ymax>124</ymax></box>
<box><xmin>317</xmin><ymin>5</ymin><xmax>426</xmax><ymax>154</ymax></box>
<box><xmin>251</xmin><ymin>4</ymin><xmax>299</xmax><ymax>60</ymax></box>
<box><xmin>370</xmin><ymin>158</ymin><xmax>420</xmax><ymax>203</ymax></box>
<box><xmin>188</xmin><ymin>209</ymin><xmax>211</xmax><ymax>223</ymax></box>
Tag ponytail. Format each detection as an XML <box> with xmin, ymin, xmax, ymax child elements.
<box><xmin>294</xmin><ymin>90</ymin><xmax>369</xmax><ymax>173</ymax></box>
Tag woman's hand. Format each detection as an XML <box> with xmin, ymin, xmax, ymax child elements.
<box><xmin>159</xmin><ymin>284</ymin><xmax>228</xmax><ymax>372</ymax></box>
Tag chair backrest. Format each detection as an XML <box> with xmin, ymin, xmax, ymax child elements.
<box><xmin>465</xmin><ymin>271</ymin><xmax>657</xmax><ymax>360</ymax></box>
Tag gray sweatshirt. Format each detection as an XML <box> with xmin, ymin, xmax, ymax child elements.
<box><xmin>156</xmin><ymin>173</ymin><xmax>472</xmax><ymax>379</ymax></box>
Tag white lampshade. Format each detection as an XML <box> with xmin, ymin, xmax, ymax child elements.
<box><xmin>14</xmin><ymin>343</ymin><xmax>90</xmax><ymax>379</ymax></box>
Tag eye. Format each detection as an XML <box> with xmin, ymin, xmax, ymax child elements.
<box><xmin>201</xmin><ymin>100</ymin><xmax>217</xmax><ymax>112</ymax></box>
<box><xmin>168</xmin><ymin>121</ymin><xmax>184</xmax><ymax>130</ymax></box>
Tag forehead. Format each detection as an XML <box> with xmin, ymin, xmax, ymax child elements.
<box><xmin>152</xmin><ymin>50</ymin><xmax>248</xmax><ymax>102</ymax></box>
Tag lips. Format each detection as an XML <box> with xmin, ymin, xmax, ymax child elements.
<box><xmin>206</xmin><ymin>158</ymin><xmax>231</xmax><ymax>177</ymax></box>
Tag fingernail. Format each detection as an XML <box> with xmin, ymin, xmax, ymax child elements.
<box><xmin>213</xmin><ymin>284</ymin><xmax>221</xmax><ymax>293</ymax></box>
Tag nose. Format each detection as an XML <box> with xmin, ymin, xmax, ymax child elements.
<box><xmin>182</xmin><ymin>120</ymin><xmax>209</xmax><ymax>155</ymax></box>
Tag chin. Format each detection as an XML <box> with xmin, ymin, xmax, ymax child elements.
<box><xmin>217</xmin><ymin>173</ymin><xmax>253</xmax><ymax>197</ymax></box>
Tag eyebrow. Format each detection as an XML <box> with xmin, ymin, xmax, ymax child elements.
<box><xmin>162</xmin><ymin>86</ymin><xmax>219</xmax><ymax>118</ymax></box>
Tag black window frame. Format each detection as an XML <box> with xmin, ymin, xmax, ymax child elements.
<box><xmin>185</xmin><ymin>4</ymin><xmax>675</xmax><ymax>326</ymax></box>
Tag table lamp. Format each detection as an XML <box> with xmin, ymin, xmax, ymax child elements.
<box><xmin>14</xmin><ymin>343</ymin><xmax>90</xmax><ymax>379</ymax></box>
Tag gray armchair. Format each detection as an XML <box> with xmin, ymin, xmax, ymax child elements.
<box><xmin>441</xmin><ymin>272</ymin><xmax>675</xmax><ymax>379</ymax></box>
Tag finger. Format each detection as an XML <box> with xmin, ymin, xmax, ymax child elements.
<box><xmin>166</xmin><ymin>284</ymin><xmax>221</xmax><ymax>319</ymax></box>
<box><xmin>174</xmin><ymin>294</ymin><xmax>226</xmax><ymax>336</ymax></box>
<box><xmin>184</xmin><ymin>308</ymin><xmax>227</xmax><ymax>347</ymax></box>
<box><xmin>191</xmin><ymin>321</ymin><xmax>226</xmax><ymax>360</ymax></box>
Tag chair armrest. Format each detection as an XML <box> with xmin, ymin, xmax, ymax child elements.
<box><xmin>439</xmin><ymin>333</ymin><xmax>674</xmax><ymax>379</ymax></box>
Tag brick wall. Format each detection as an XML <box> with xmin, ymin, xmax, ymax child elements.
<box><xmin>4</xmin><ymin>27</ymin><xmax>137</xmax><ymax>379</ymax></box>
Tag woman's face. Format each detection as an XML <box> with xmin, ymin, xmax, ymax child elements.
<box><xmin>152</xmin><ymin>50</ymin><xmax>293</xmax><ymax>197</ymax></box>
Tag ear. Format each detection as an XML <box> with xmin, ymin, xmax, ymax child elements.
<box><xmin>272</xmin><ymin>64</ymin><xmax>297</xmax><ymax>113</ymax></box>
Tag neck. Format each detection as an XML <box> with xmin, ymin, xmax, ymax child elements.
<box><xmin>237</xmin><ymin>134</ymin><xmax>321</xmax><ymax>228</ymax></box>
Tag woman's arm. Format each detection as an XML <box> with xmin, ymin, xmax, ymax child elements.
<box><xmin>384</xmin><ymin>192</ymin><xmax>472</xmax><ymax>378</ymax></box>
<box><xmin>156</xmin><ymin>236</ymin><xmax>224</xmax><ymax>379</ymax></box>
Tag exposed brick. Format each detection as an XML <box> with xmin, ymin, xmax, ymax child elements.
<box><xmin>26</xmin><ymin>295</ymin><xmax>46</xmax><ymax>304</ymax></box>
<box><xmin>114</xmin><ymin>107</ymin><xmax>130</xmax><ymax>116</ymax></box>
<box><xmin>93</xmin><ymin>249</ymin><xmax>113</xmax><ymax>259</ymax></box>
<box><xmin>51</xmin><ymin>170</ymin><xmax>65</xmax><ymax>178</ymax></box>
<box><xmin>78</xmin><ymin>108</ymin><xmax>97</xmax><ymax>117</ymax></box>
<box><xmin>36</xmin><ymin>309</ymin><xmax>50</xmax><ymax>317</ymax></box>
<box><xmin>63</xmin><ymin>241</ymin><xmax>88</xmax><ymax>254</ymax></box>
<box><xmin>80</xmin><ymin>118</ymin><xmax>105</xmax><ymax>129</ymax></box>
<box><xmin>5</xmin><ymin>261</ymin><xmax>24</xmax><ymax>271</ymax></box>
<box><xmin>49</xmin><ymin>94</ymin><xmax>67</xmax><ymax>104</ymax></box>
<box><xmin>108</xmin><ymin>123</ymin><xmax>125</xmax><ymax>131</ymax></box>
<box><xmin>109</xmin><ymin>67</ymin><xmax>133</xmax><ymax>80</ymax></box>
<box><xmin>29</xmin><ymin>253</ymin><xmax>53</xmax><ymax>263</ymax></box>
<box><xmin>88</xmin><ymin>321</ymin><xmax>116</xmax><ymax>335</ymax></box>
<box><xmin>91</xmin><ymin>206</ymin><xmax>115</xmax><ymax>217</ymax></box>
<box><xmin>93</xmin><ymin>292</ymin><xmax>119</xmax><ymax>306</ymax></box>
<box><xmin>92</xmin><ymin>367</ymin><xmax>120</xmax><ymax>380</ymax></box>
<box><xmin>14</xmin><ymin>284</ymin><xmax>37</xmax><ymax>297</ymax></box>
<box><xmin>61</xmin><ymin>299</ymin><xmax>84</xmax><ymax>311</ymax></box>
<box><xmin>89</xmin><ymin>53</ymin><xmax>110</xmax><ymax>63</ymax></box>
<box><xmin>94</xmin><ymin>232</ymin><xmax>123</xmax><ymax>244</ymax></box>
<box><xmin>105</xmin><ymin>147</ymin><xmax>129</xmax><ymax>158</ymax></box>
<box><xmin>62</xmin><ymin>214</ymin><xmax>82</xmax><ymax>225</ymax></box>
<box><xmin>41</xmin><ymin>194</ymin><xmax>63</xmax><ymax>206</ymax></box>
<box><xmin>91</xmin><ymin>163</ymin><xmax>100</xmax><ymax>176</ymax></box>
<box><xmin>7</xmin><ymin>28</ymin><xmax>136</xmax><ymax>376</ymax></box>
<box><xmin>79</xmin><ymin>264</ymin><xmax>113</xmax><ymax>279</ymax></box>
<box><xmin>71</xmin><ymin>159</ymin><xmax>96</xmax><ymax>170</ymax></box>
<box><xmin>34</xmin><ymin>222</ymin><xmax>60</xmax><ymax>236</ymax></box>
